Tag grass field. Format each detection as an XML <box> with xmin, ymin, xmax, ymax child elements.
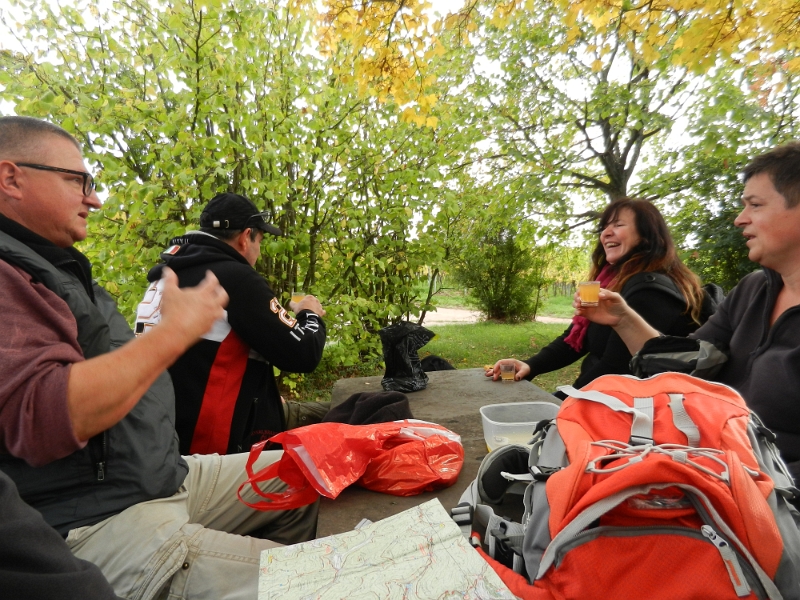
<box><xmin>288</xmin><ymin>287</ymin><xmax>581</xmax><ymax>401</ymax></box>
<box><xmin>538</xmin><ymin>294</ymin><xmax>576</xmax><ymax>319</ymax></box>
<box><xmin>291</xmin><ymin>318</ymin><xmax>580</xmax><ymax>402</ymax></box>
<box><xmin>417</xmin><ymin>284</ymin><xmax>576</xmax><ymax>318</ymax></box>
<box><xmin>416</xmin><ymin>285</ymin><xmax>473</xmax><ymax>309</ymax></box>
<box><xmin>420</xmin><ymin>321</ymin><xmax>580</xmax><ymax>393</ymax></box>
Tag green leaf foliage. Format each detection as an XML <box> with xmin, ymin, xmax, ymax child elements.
<box><xmin>472</xmin><ymin>0</ymin><xmax>694</xmax><ymax>204</ymax></box>
<box><xmin>450</xmin><ymin>199</ymin><xmax>551</xmax><ymax>322</ymax></box>
<box><xmin>0</xmin><ymin>0</ymin><xmax>480</xmax><ymax>371</ymax></box>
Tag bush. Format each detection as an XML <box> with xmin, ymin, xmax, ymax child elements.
<box><xmin>451</xmin><ymin>224</ymin><xmax>547</xmax><ymax>322</ymax></box>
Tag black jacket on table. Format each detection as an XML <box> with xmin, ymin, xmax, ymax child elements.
<box><xmin>144</xmin><ymin>231</ymin><xmax>326</xmax><ymax>455</ymax></box>
<box><xmin>523</xmin><ymin>273</ymin><xmax>699</xmax><ymax>397</ymax></box>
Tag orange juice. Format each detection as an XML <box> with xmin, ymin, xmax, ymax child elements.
<box><xmin>578</xmin><ymin>281</ymin><xmax>600</xmax><ymax>306</ymax></box>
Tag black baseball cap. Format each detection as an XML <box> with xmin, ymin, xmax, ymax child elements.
<box><xmin>199</xmin><ymin>193</ymin><xmax>282</xmax><ymax>236</ymax></box>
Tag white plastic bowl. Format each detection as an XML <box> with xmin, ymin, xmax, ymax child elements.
<box><xmin>480</xmin><ymin>401</ymin><xmax>560</xmax><ymax>451</ymax></box>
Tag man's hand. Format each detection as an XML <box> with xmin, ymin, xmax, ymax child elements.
<box><xmin>290</xmin><ymin>294</ymin><xmax>326</xmax><ymax>317</ymax></box>
<box><xmin>159</xmin><ymin>268</ymin><xmax>228</xmax><ymax>345</ymax></box>
<box><xmin>67</xmin><ymin>268</ymin><xmax>228</xmax><ymax>442</ymax></box>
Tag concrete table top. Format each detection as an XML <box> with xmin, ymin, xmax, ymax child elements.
<box><xmin>316</xmin><ymin>368</ymin><xmax>558</xmax><ymax>538</ymax></box>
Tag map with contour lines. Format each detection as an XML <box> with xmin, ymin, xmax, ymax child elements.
<box><xmin>258</xmin><ymin>499</ymin><xmax>517</xmax><ymax>600</ymax></box>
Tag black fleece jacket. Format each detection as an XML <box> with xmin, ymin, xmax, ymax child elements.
<box><xmin>0</xmin><ymin>470</ymin><xmax>120</xmax><ymax>600</ymax></box>
<box><xmin>145</xmin><ymin>231</ymin><xmax>326</xmax><ymax>454</ymax></box>
<box><xmin>524</xmin><ymin>274</ymin><xmax>698</xmax><ymax>397</ymax></box>
<box><xmin>692</xmin><ymin>268</ymin><xmax>800</xmax><ymax>464</ymax></box>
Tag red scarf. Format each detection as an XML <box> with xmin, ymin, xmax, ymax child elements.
<box><xmin>563</xmin><ymin>264</ymin><xmax>617</xmax><ymax>352</ymax></box>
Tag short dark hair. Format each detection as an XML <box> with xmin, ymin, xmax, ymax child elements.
<box><xmin>0</xmin><ymin>116</ymin><xmax>81</xmax><ymax>162</ymax></box>
<box><xmin>742</xmin><ymin>141</ymin><xmax>800</xmax><ymax>208</ymax></box>
<box><xmin>200</xmin><ymin>227</ymin><xmax>259</xmax><ymax>242</ymax></box>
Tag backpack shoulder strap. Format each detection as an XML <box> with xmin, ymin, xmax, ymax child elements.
<box><xmin>621</xmin><ymin>272</ymin><xmax>684</xmax><ymax>304</ymax></box>
<box><xmin>557</xmin><ymin>385</ymin><xmax>654</xmax><ymax>445</ymax></box>
<box><xmin>699</xmin><ymin>283</ymin><xmax>725</xmax><ymax>322</ymax></box>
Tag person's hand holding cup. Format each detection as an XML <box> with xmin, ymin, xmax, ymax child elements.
<box><xmin>486</xmin><ymin>359</ymin><xmax>530</xmax><ymax>381</ymax></box>
<box><xmin>289</xmin><ymin>291</ymin><xmax>326</xmax><ymax>317</ymax></box>
<box><xmin>499</xmin><ymin>363</ymin><xmax>516</xmax><ymax>383</ymax></box>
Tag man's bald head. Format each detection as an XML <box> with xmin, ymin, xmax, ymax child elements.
<box><xmin>0</xmin><ymin>116</ymin><xmax>81</xmax><ymax>163</ymax></box>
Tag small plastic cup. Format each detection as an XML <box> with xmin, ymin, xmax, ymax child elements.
<box><xmin>291</xmin><ymin>290</ymin><xmax>305</xmax><ymax>304</ymax></box>
<box><xmin>500</xmin><ymin>363</ymin><xmax>515</xmax><ymax>383</ymax></box>
<box><xmin>578</xmin><ymin>281</ymin><xmax>601</xmax><ymax>306</ymax></box>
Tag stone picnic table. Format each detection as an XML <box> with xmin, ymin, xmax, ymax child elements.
<box><xmin>316</xmin><ymin>368</ymin><xmax>558</xmax><ymax>538</ymax></box>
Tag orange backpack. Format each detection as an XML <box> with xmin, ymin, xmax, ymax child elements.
<box><xmin>454</xmin><ymin>373</ymin><xmax>800</xmax><ymax>599</ymax></box>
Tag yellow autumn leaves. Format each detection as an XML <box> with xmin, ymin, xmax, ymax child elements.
<box><xmin>303</xmin><ymin>0</ymin><xmax>799</xmax><ymax>125</ymax></box>
<box><xmin>557</xmin><ymin>0</ymin><xmax>798</xmax><ymax>72</ymax></box>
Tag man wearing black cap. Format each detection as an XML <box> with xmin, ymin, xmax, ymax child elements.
<box><xmin>136</xmin><ymin>192</ymin><xmax>329</xmax><ymax>456</ymax></box>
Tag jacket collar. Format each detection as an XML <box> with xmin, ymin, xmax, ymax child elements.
<box><xmin>0</xmin><ymin>213</ymin><xmax>95</xmax><ymax>299</ymax></box>
<box><xmin>146</xmin><ymin>230</ymin><xmax>250</xmax><ymax>282</ymax></box>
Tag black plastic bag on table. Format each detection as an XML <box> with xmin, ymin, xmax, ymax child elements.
<box><xmin>378</xmin><ymin>322</ymin><xmax>435</xmax><ymax>392</ymax></box>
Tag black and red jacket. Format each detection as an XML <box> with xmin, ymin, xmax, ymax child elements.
<box><xmin>140</xmin><ymin>231</ymin><xmax>326</xmax><ymax>454</ymax></box>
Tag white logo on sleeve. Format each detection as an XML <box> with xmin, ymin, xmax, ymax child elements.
<box><xmin>134</xmin><ymin>278</ymin><xmax>165</xmax><ymax>336</ymax></box>
<box><xmin>135</xmin><ymin>276</ymin><xmax>227</xmax><ymax>339</ymax></box>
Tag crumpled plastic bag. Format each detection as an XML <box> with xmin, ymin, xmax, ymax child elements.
<box><xmin>238</xmin><ymin>420</ymin><xmax>464</xmax><ymax>511</ymax></box>
<box><xmin>378</xmin><ymin>321</ymin><xmax>435</xmax><ymax>392</ymax></box>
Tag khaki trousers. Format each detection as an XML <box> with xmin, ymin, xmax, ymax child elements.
<box><xmin>66</xmin><ymin>451</ymin><xmax>319</xmax><ymax>600</ymax></box>
<box><xmin>284</xmin><ymin>400</ymin><xmax>331</xmax><ymax>430</ymax></box>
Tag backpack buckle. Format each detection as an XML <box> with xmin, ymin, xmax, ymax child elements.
<box><xmin>776</xmin><ymin>486</ymin><xmax>800</xmax><ymax>504</ymax></box>
<box><xmin>531</xmin><ymin>465</ymin><xmax>560</xmax><ymax>481</ymax></box>
<box><xmin>451</xmin><ymin>502</ymin><xmax>474</xmax><ymax>528</ymax></box>
<box><xmin>756</xmin><ymin>425</ymin><xmax>778</xmax><ymax>443</ymax></box>
<box><xmin>629</xmin><ymin>435</ymin><xmax>654</xmax><ymax>446</ymax></box>
<box><xmin>489</xmin><ymin>522</ymin><xmax>527</xmax><ymax>576</ymax></box>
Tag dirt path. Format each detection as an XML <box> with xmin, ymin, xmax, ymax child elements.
<box><xmin>417</xmin><ymin>307</ymin><xmax>571</xmax><ymax>325</ymax></box>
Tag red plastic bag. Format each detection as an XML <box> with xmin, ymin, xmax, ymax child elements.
<box><xmin>238</xmin><ymin>420</ymin><xmax>464</xmax><ymax>511</ymax></box>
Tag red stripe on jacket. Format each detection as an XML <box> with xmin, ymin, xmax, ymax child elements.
<box><xmin>189</xmin><ymin>330</ymin><xmax>250</xmax><ymax>454</ymax></box>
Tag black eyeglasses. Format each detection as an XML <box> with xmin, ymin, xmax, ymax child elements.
<box><xmin>15</xmin><ymin>163</ymin><xmax>96</xmax><ymax>197</ymax></box>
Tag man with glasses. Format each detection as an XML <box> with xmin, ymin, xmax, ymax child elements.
<box><xmin>0</xmin><ymin>116</ymin><xmax>319</xmax><ymax>600</ymax></box>
<box><xmin>135</xmin><ymin>193</ymin><xmax>329</xmax><ymax>457</ymax></box>
<box><xmin>14</xmin><ymin>161</ymin><xmax>96</xmax><ymax>196</ymax></box>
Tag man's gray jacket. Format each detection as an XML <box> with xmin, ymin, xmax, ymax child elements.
<box><xmin>0</xmin><ymin>227</ymin><xmax>187</xmax><ymax>536</ymax></box>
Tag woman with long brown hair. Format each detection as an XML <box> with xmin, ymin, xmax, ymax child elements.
<box><xmin>487</xmin><ymin>198</ymin><xmax>704</xmax><ymax>397</ymax></box>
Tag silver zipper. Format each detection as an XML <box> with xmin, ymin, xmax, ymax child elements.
<box><xmin>701</xmin><ymin>525</ymin><xmax>750</xmax><ymax>597</ymax></box>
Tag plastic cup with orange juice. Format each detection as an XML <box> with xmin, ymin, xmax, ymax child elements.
<box><xmin>578</xmin><ymin>281</ymin><xmax>601</xmax><ymax>307</ymax></box>
<box><xmin>500</xmin><ymin>363</ymin><xmax>515</xmax><ymax>382</ymax></box>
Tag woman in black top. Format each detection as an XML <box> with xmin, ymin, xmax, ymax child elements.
<box><xmin>487</xmin><ymin>198</ymin><xmax>705</xmax><ymax>397</ymax></box>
